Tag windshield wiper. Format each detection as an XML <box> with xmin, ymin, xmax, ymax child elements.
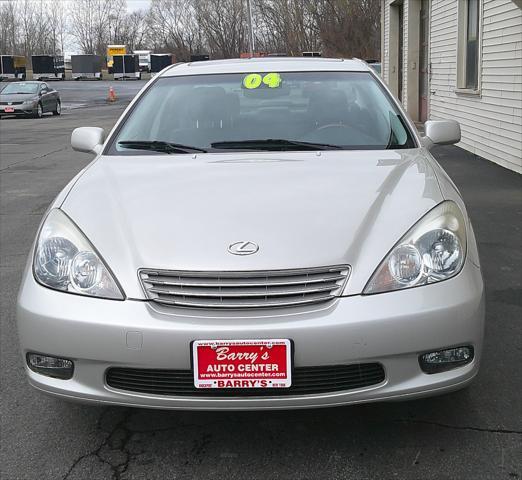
<box><xmin>118</xmin><ymin>140</ymin><xmax>207</xmax><ymax>154</ymax></box>
<box><xmin>211</xmin><ymin>139</ymin><xmax>342</xmax><ymax>151</ymax></box>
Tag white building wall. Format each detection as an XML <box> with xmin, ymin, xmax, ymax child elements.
<box><xmin>402</xmin><ymin>0</ymin><xmax>409</xmax><ymax>111</ymax></box>
<box><xmin>383</xmin><ymin>0</ymin><xmax>390</xmax><ymax>83</ymax></box>
<box><xmin>381</xmin><ymin>0</ymin><xmax>522</xmax><ymax>173</ymax></box>
<box><xmin>430</xmin><ymin>0</ymin><xmax>522</xmax><ymax>173</ymax></box>
<box><xmin>381</xmin><ymin>0</ymin><xmax>410</xmax><ymax>108</ymax></box>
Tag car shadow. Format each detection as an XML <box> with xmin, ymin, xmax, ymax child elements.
<box><xmin>0</xmin><ymin>114</ymin><xmax>56</xmax><ymax>120</ymax></box>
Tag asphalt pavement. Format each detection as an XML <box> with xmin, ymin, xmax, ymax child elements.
<box><xmin>0</xmin><ymin>81</ymin><xmax>521</xmax><ymax>480</ymax></box>
<box><xmin>0</xmin><ymin>78</ymin><xmax>146</xmax><ymax>111</ymax></box>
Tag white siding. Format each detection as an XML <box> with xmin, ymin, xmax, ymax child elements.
<box><xmin>382</xmin><ymin>0</ymin><xmax>411</xmax><ymax>107</ymax></box>
<box><xmin>429</xmin><ymin>0</ymin><xmax>522</xmax><ymax>173</ymax></box>
<box><xmin>402</xmin><ymin>0</ymin><xmax>409</xmax><ymax>110</ymax></box>
<box><xmin>382</xmin><ymin>0</ymin><xmax>522</xmax><ymax>173</ymax></box>
<box><xmin>383</xmin><ymin>0</ymin><xmax>390</xmax><ymax>83</ymax></box>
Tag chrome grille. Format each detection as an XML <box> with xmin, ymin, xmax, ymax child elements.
<box><xmin>139</xmin><ymin>265</ymin><xmax>350</xmax><ymax>309</ymax></box>
<box><xmin>0</xmin><ymin>101</ymin><xmax>23</xmax><ymax>105</ymax></box>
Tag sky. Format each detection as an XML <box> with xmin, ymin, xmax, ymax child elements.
<box><xmin>127</xmin><ymin>0</ymin><xmax>151</xmax><ymax>12</ymax></box>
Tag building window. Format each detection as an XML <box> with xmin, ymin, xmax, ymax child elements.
<box><xmin>457</xmin><ymin>0</ymin><xmax>481</xmax><ymax>92</ymax></box>
<box><xmin>466</xmin><ymin>0</ymin><xmax>480</xmax><ymax>89</ymax></box>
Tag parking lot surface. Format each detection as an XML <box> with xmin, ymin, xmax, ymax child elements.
<box><xmin>1</xmin><ymin>82</ymin><xmax>521</xmax><ymax>480</ymax></box>
<box><xmin>0</xmin><ymin>79</ymin><xmax>146</xmax><ymax>112</ymax></box>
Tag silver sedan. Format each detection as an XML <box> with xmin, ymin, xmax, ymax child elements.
<box><xmin>17</xmin><ymin>58</ymin><xmax>484</xmax><ymax>410</ymax></box>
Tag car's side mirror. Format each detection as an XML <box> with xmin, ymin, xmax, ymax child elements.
<box><xmin>71</xmin><ymin>127</ymin><xmax>105</xmax><ymax>155</ymax></box>
<box><xmin>421</xmin><ymin>120</ymin><xmax>461</xmax><ymax>148</ymax></box>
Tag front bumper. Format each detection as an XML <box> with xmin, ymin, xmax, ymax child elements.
<box><xmin>0</xmin><ymin>104</ymin><xmax>35</xmax><ymax>116</ymax></box>
<box><xmin>17</xmin><ymin>260</ymin><xmax>484</xmax><ymax>410</ymax></box>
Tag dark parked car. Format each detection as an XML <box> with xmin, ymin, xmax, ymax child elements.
<box><xmin>0</xmin><ymin>81</ymin><xmax>61</xmax><ymax>118</ymax></box>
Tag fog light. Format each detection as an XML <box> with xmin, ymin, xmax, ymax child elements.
<box><xmin>26</xmin><ymin>353</ymin><xmax>74</xmax><ymax>379</ymax></box>
<box><xmin>419</xmin><ymin>346</ymin><xmax>474</xmax><ymax>374</ymax></box>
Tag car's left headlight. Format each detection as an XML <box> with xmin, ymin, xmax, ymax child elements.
<box><xmin>33</xmin><ymin>209</ymin><xmax>124</xmax><ymax>300</ymax></box>
<box><xmin>23</xmin><ymin>98</ymin><xmax>37</xmax><ymax>106</ymax></box>
<box><xmin>364</xmin><ymin>201</ymin><xmax>467</xmax><ymax>294</ymax></box>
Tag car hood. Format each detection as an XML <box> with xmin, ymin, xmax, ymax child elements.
<box><xmin>62</xmin><ymin>150</ymin><xmax>443</xmax><ymax>299</ymax></box>
<box><xmin>0</xmin><ymin>93</ymin><xmax>37</xmax><ymax>102</ymax></box>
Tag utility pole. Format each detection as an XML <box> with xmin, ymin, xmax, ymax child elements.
<box><xmin>246</xmin><ymin>0</ymin><xmax>255</xmax><ymax>56</ymax></box>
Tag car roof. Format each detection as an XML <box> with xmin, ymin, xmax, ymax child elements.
<box><xmin>161</xmin><ymin>57</ymin><xmax>370</xmax><ymax>77</ymax></box>
<box><xmin>8</xmin><ymin>81</ymin><xmax>43</xmax><ymax>84</ymax></box>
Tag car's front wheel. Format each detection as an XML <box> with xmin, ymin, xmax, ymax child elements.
<box><xmin>33</xmin><ymin>102</ymin><xmax>43</xmax><ymax>119</ymax></box>
<box><xmin>53</xmin><ymin>101</ymin><xmax>61</xmax><ymax>116</ymax></box>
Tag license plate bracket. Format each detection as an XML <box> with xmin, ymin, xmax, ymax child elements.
<box><xmin>193</xmin><ymin>339</ymin><xmax>292</xmax><ymax>389</ymax></box>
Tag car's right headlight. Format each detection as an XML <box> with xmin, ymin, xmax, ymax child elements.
<box><xmin>33</xmin><ymin>209</ymin><xmax>124</xmax><ymax>300</ymax></box>
<box><xmin>364</xmin><ymin>201</ymin><xmax>467</xmax><ymax>294</ymax></box>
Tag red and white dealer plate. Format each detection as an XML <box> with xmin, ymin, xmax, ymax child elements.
<box><xmin>193</xmin><ymin>339</ymin><xmax>292</xmax><ymax>389</ymax></box>
<box><xmin>4</xmin><ymin>107</ymin><xmax>15</xmax><ymax>113</ymax></box>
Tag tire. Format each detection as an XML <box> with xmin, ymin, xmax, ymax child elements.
<box><xmin>53</xmin><ymin>101</ymin><xmax>61</xmax><ymax>116</ymax></box>
<box><xmin>33</xmin><ymin>102</ymin><xmax>43</xmax><ymax>118</ymax></box>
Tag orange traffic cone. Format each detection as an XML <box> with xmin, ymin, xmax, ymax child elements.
<box><xmin>107</xmin><ymin>86</ymin><xmax>116</xmax><ymax>103</ymax></box>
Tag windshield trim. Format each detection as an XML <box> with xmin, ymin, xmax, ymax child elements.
<box><xmin>103</xmin><ymin>70</ymin><xmax>420</xmax><ymax>156</ymax></box>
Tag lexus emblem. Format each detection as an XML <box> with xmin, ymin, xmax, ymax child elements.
<box><xmin>228</xmin><ymin>241</ymin><xmax>259</xmax><ymax>256</ymax></box>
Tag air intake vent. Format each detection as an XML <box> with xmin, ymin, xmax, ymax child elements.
<box><xmin>106</xmin><ymin>363</ymin><xmax>385</xmax><ymax>396</ymax></box>
<box><xmin>139</xmin><ymin>266</ymin><xmax>350</xmax><ymax>309</ymax></box>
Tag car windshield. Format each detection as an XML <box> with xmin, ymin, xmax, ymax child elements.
<box><xmin>1</xmin><ymin>83</ymin><xmax>39</xmax><ymax>94</ymax></box>
<box><xmin>109</xmin><ymin>71</ymin><xmax>415</xmax><ymax>154</ymax></box>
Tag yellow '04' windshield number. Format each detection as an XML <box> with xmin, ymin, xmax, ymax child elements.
<box><xmin>243</xmin><ymin>72</ymin><xmax>282</xmax><ymax>89</ymax></box>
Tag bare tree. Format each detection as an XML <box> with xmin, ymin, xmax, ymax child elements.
<box><xmin>1</xmin><ymin>0</ymin><xmax>380</xmax><ymax>62</ymax></box>
<box><xmin>47</xmin><ymin>0</ymin><xmax>69</xmax><ymax>54</ymax></box>
<box><xmin>195</xmin><ymin>0</ymin><xmax>248</xmax><ymax>59</ymax></box>
<box><xmin>312</xmin><ymin>0</ymin><xmax>380</xmax><ymax>59</ymax></box>
<box><xmin>254</xmin><ymin>0</ymin><xmax>319</xmax><ymax>55</ymax></box>
<box><xmin>122</xmin><ymin>10</ymin><xmax>148</xmax><ymax>50</ymax></box>
<box><xmin>69</xmin><ymin>0</ymin><xmax>124</xmax><ymax>55</ymax></box>
<box><xmin>0</xmin><ymin>0</ymin><xmax>68</xmax><ymax>56</ymax></box>
<box><xmin>18</xmin><ymin>0</ymin><xmax>39</xmax><ymax>55</ymax></box>
<box><xmin>0</xmin><ymin>0</ymin><xmax>19</xmax><ymax>54</ymax></box>
<box><xmin>147</xmin><ymin>0</ymin><xmax>203</xmax><ymax>60</ymax></box>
